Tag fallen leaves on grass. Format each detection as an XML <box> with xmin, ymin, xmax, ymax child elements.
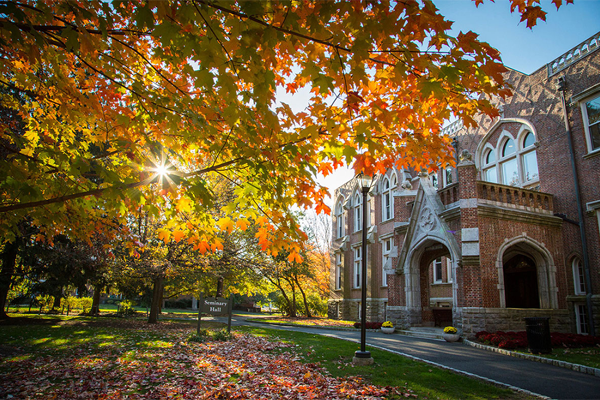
<box><xmin>1</xmin><ymin>325</ymin><xmax>403</xmax><ymax>399</ymax></box>
<box><xmin>257</xmin><ymin>317</ymin><xmax>355</xmax><ymax>328</ymax></box>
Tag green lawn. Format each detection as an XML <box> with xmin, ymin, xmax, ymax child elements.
<box><xmin>514</xmin><ymin>347</ymin><xmax>600</xmax><ymax>369</ymax></box>
<box><xmin>0</xmin><ymin>314</ymin><xmax>533</xmax><ymax>399</ymax></box>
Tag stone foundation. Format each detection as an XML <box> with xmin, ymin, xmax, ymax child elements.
<box><xmin>327</xmin><ymin>299</ymin><xmax>387</xmax><ymax>322</ymax></box>
<box><xmin>460</xmin><ymin>307</ymin><xmax>571</xmax><ymax>337</ymax></box>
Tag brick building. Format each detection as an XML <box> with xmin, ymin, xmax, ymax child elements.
<box><xmin>328</xmin><ymin>32</ymin><xmax>600</xmax><ymax>337</ymax></box>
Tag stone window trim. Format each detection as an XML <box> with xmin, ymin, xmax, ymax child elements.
<box><xmin>478</xmin><ymin>125</ymin><xmax>540</xmax><ymax>188</ymax></box>
<box><xmin>353</xmin><ymin>191</ymin><xmax>362</xmax><ymax>233</ymax></box>
<box><xmin>575</xmin><ymin>304</ymin><xmax>589</xmax><ymax>335</ymax></box>
<box><xmin>352</xmin><ymin>245</ymin><xmax>362</xmax><ymax>289</ymax></box>
<box><xmin>335</xmin><ymin>197</ymin><xmax>345</xmax><ymax>239</ymax></box>
<box><xmin>334</xmin><ymin>252</ymin><xmax>343</xmax><ymax>291</ymax></box>
<box><xmin>475</xmin><ymin>118</ymin><xmax>539</xmax><ymax>179</ymax></box>
<box><xmin>572</xmin><ymin>256</ymin><xmax>586</xmax><ymax>295</ymax></box>
<box><xmin>381</xmin><ymin>173</ymin><xmax>398</xmax><ymax>222</ymax></box>
<box><xmin>575</xmin><ymin>89</ymin><xmax>600</xmax><ymax>155</ymax></box>
<box><xmin>433</xmin><ymin>257</ymin><xmax>443</xmax><ymax>283</ymax></box>
<box><xmin>443</xmin><ymin>166</ymin><xmax>454</xmax><ymax>187</ymax></box>
<box><xmin>381</xmin><ymin>237</ymin><xmax>393</xmax><ymax>287</ymax></box>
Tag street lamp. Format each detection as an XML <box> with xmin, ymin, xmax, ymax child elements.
<box><xmin>353</xmin><ymin>172</ymin><xmax>374</xmax><ymax>365</ymax></box>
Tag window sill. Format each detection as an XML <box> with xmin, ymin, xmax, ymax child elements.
<box><xmin>432</xmin><ymin>282</ymin><xmax>452</xmax><ymax>286</ymax></box>
<box><xmin>583</xmin><ymin>148</ymin><xmax>600</xmax><ymax>160</ymax></box>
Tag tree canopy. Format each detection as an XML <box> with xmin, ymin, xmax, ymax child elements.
<box><xmin>0</xmin><ymin>0</ymin><xmax>568</xmax><ymax>257</ymax></box>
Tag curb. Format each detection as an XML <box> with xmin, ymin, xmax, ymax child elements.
<box><xmin>335</xmin><ymin>337</ymin><xmax>549</xmax><ymax>399</ymax></box>
<box><xmin>464</xmin><ymin>339</ymin><xmax>600</xmax><ymax>377</ymax></box>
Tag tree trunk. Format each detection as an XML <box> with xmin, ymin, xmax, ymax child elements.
<box><xmin>148</xmin><ymin>276</ymin><xmax>163</xmax><ymax>323</ymax></box>
<box><xmin>283</xmin><ymin>277</ymin><xmax>297</xmax><ymax>318</ymax></box>
<box><xmin>52</xmin><ymin>292</ymin><xmax>62</xmax><ymax>310</ymax></box>
<box><xmin>294</xmin><ymin>274</ymin><xmax>312</xmax><ymax>318</ymax></box>
<box><xmin>0</xmin><ymin>239</ymin><xmax>20</xmax><ymax>319</ymax></box>
<box><xmin>266</xmin><ymin>276</ymin><xmax>293</xmax><ymax>317</ymax></box>
<box><xmin>90</xmin><ymin>285</ymin><xmax>102</xmax><ymax>315</ymax></box>
<box><xmin>216</xmin><ymin>276</ymin><xmax>224</xmax><ymax>297</ymax></box>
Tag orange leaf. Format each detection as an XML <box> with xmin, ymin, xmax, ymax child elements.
<box><xmin>173</xmin><ymin>230</ymin><xmax>185</xmax><ymax>243</ymax></box>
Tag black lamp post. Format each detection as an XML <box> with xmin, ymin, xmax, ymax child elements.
<box><xmin>353</xmin><ymin>172</ymin><xmax>374</xmax><ymax>365</ymax></box>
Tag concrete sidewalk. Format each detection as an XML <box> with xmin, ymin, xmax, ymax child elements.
<box><xmin>232</xmin><ymin>318</ymin><xmax>600</xmax><ymax>400</ymax></box>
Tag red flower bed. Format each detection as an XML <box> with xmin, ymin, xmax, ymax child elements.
<box><xmin>475</xmin><ymin>330</ymin><xmax>600</xmax><ymax>350</ymax></box>
<box><xmin>353</xmin><ymin>321</ymin><xmax>383</xmax><ymax>329</ymax></box>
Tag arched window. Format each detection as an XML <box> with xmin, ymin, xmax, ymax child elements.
<box><xmin>483</xmin><ymin>148</ymin><xmax>498</xmax><ymax>183</ymax></box>
<box><xmin>430</xmin><ymin>172</ymin><xmax>438</xmax><ymax>188</ymax></box>
<box><xmin>500</xmin><ymin>138</ymin><xmax>519</xmax><ymax>186</ymax></box>
<box><xmin>443</xmin><ymin>167</ymin><xmax>453</xmax><ymax>187</ymax></box>
<box><xmin>382</xmin><ymin>178</ymin><xmax>392</xmax><ymax>221</ymax></box>
<box><xmin>354</xmin><ymin>192</ymin><xmax>362</xmax><ymax>232</ymax></box>
<box><xmin>335</xmin><ymin>200</ymin><xmax>344</xmax><ymax>238</ymax></box>
<box><xmin>521</xmin><ymin>132</ymin><xmax>539</xmax><ymax>182</ymax></box>
<box><xmin>481</xmin><ymin>130</ymin><xmax>539</xmax><ymax>187</ymax></box>
<box><xmin>572</xmin><ymin>257</ymin><xmax>586</xmax><ymax>295</ymax></box>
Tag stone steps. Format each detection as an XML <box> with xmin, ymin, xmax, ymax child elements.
<box><xmin>396</xmin><ymin>327</ymin><xmax>445</xmax><ymax>340</ymax></box>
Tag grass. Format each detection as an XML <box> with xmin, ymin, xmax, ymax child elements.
<box><xmin>513</xmin><ymin>347</ymin><xmax>600</xmax><ymax>369</ymax></box>
<box><xmin>238</xmin><ymin>326</ymin><xmax>532</xmax><ymax>399</ymax></box>
<box><xmin>0</xmin><ymin>314</ymin><xmax>533</xmax><ymax>399</ymax></box>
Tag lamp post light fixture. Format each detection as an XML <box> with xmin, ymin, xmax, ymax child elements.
<box><xmin>353</xmin><ymin>172</ymin><xmax>374</xmax><ymax>366</ymax></box>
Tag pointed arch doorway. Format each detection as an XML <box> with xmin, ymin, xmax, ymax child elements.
<box><xmin>405</xmin><ymin>238</ymin><xmax>457</xmax><ymax>327</ymax></box>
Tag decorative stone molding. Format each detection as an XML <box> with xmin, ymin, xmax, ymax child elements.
<box><xmin>459</xmin><ymin>149</ymin><xmax>473</xmax><ymax>163</ymax></box>
<box><xmin>394</xmin><ymin>221</ymin><xmax>409</xmax><ymax>233</ymax></box>
<box><xmin>478</xmin><ymin>204</ymin><xmax>563</xmax><ymax>227</ymax></box>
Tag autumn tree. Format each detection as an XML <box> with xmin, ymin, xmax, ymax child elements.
<box><xmin>0</xmin><ymin>0</ymin><xmax>569</xmax><ymax>292</ymax></box>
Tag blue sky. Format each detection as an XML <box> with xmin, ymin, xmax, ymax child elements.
<box><xmin>435</xmin><ymin>0</ymin><xmax>600</xmax><ymax>74</ymax></box>
<box><xmin>318</xmin><ymin>0</ymin><xmax>600</xmax><ymax>203</ymax></box>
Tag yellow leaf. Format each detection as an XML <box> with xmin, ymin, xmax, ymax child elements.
<box><xmin>218</xmin><ymin>217</ymin><xmax>234</xmax><ymax>234</ymax></box>
<box><xmin>177</xmin><ymin>197</ymin><xmax>192</xmax><ymax>213</ymax></box>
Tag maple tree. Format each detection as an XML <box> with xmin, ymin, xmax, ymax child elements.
<box><xmin>0</xmin><ymin>0</ymin><xmax>570</xmax><ymax>263</ymax></box>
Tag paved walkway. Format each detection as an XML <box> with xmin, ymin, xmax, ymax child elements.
<box><xmin>224</xmin><ymin>317</ymin><xmax>600</xmax><ymax>400</ymax></box>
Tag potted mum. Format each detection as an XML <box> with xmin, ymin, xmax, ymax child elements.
<box><xmin>443</xmin><ymin>326</ymin><xmax>460</xmax><ymax>342</ymax></box>
<box><xmin>381</xmin><ymin>321</ymin><xmax>395</xmax><ymax>334</ymax></box>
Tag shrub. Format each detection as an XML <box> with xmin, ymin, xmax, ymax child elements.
<box><xmin>490</xmin><ymin>335</ymin><xmax>505</xmax><ymax>346</ymax></box>
<box><xmin>498</xmin><ymin>339</ymin><xmax>519</xmax><ymax>349</ymax></box>
<box><xmin>79</xmin><ymin>297</ymin><xmax>93</xmax><ymax>314</ymax></box>
<box><xmin>117</xmin><ymin>300</ymin><xmax>137</xmax><ymax>317</ymax></box>
<box><xmin>382</xmin><ymin>321</ymin><xmax>394</xmax><ymax>328</ymax></box>
<box><xmin>165</xmin><ymin>299</ymin><xmax>192</xmax><ymax>309</ymax></box>
<box><xmin>353</xmin><ymin>322</ymin><xmax>383</xmax><ymax>329</ymax></box>
<box><xmin>474</xmin><ymin>330</ymin><xmax>600</xmax><ymax>349</ymax></box>
<box><xmin>187</xmin><ymin>332</ymin><xmax>207</xmax><ymax>343</ymax></box>
<box><xmin>213</xmin><ymin>330</ymin><xmax>233</xmax><ymax>341</ymax></box>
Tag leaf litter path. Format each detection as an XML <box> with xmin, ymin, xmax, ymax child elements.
<box><xmin>1</xmin><ymin>322</ymin><xmax>407</xmax><ymax>399</ymax></box>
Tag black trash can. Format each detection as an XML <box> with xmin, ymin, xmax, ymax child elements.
<box><xmin>524</xmin><ymin>317</ymin><xmax>551</xmax><ymax>354</ymax></box>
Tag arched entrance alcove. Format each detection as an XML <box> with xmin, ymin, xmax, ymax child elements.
<box><xmin>405</xmin><ymin>238</ymin><xmax>457</xmax><ymax>326</ymax></box>
<box><xmin>497</xmin><ymin>236</ymin><xmax>558</xmax><ymax>309</ymax></box>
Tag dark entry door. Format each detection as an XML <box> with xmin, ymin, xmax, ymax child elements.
<box><xmin>504</xmin><ymin>254</ymin><xmax>540</xmax><ymax>308</ymax></box>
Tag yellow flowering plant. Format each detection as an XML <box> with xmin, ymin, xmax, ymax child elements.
<box><xmin>382</xmin><ymin>321</ymin><xmax>394</xmax><ymax>328</ymax></box>
<box><xmin>444</xmin><ymin>326</ymin><xmax>458</xmax><ymax>334</ymax></box>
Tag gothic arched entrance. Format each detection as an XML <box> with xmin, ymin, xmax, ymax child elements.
<box><xmin>497</xmin><ymin>236</ymin><xmax>558</xmax><ymax>309</ymax></box>
<box><xmin>405</xmin><ymin>238</ymin><xmax>457</xmax><ymax>327</ymax></box>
